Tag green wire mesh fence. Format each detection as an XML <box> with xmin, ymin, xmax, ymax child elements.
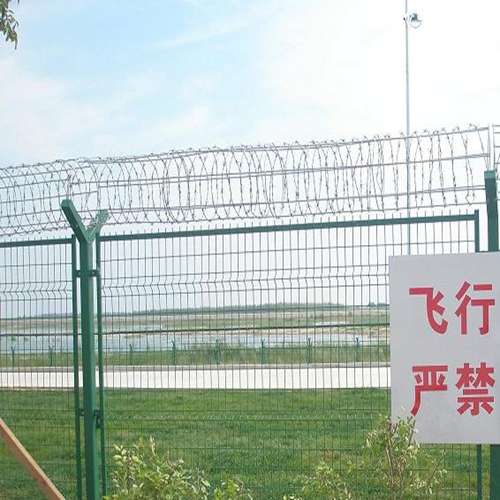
<box><xmin>0</xmin><ymin>125</ymin><xmax>498</xmax><ymax>499</ymax></box>
<box><xmin>97</xmin><ymin>214</ymin><xmax>479</xmax><ymax>499</ymax></box>
<box><xmin>0</xmin><ymin>238</ymin><xmax>82</xmax><ymax>499</ymax></box>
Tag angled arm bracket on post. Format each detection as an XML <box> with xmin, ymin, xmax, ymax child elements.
<box><xmin>61</xmin><ymin>199</ymin><xmax>109</xmax><ymax>243</ymax></box>
<box><xmin>60</xmin><ymin>198</ymin><xmax>108</xmax><ymax>500</ymax></box>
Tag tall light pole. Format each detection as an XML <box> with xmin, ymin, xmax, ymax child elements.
<box><xmin>404</xmin><ymin>2</ymin><xmax>422</xmax><ymax>254</ymax></box>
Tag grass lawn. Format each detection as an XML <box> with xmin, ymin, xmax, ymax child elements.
<box><xmin>0</xmin><ymin>388</ymin><xmax>485</xmax><ymax>499</ymax></box>
<box><xmin>0</xmin><ymin>343</ymin><xmax>390</xmax><ymax>369</ymax></box>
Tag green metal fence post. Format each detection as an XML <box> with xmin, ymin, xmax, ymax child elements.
<box><xmin>260</xmin><ymin>339</ymin><xmax>266</xmax><ymax>365</ymax></box>
<box><xmin>48</xmin><ymin>346</ymin><xmax>53</xmax><ymax>367</ymax></box>
<box><xmin>80</xmin><ymin>232</ymin><xmax>100</xmax><ymax>500</ymax></box>
<box><xmin>172</xmin><ymin>340</ymin><xmax>177</xmax><ymax>366</ymax></box>
<box><xmin>71</xmin><ymin>235</ymin><xmax>84</xmax><ymax>500</ymax></box>
<box><xmin>306</xmin><ymin>338</ymin><xmax>312</xmax><ymax>364</ymax></box>
<box><xmin>10</xmin><ymin>347</ymin><xmax>14</xmax><ymax>368</ymax></box>
<box><xmin>473</xmin><ymin>209</ymin><xmax>483</xmax><ymax>500</ymax></box>
<box><xmin>485</xmin><ymin>170</ymin><xmax>500</xmax><ymax>500</ymax></box>
<box><xmin>95</xmin><ymin>233</ymin><xmax>107</xmax><ymax>497</ymax></box>
<box><xmin>129</xmin><ymin>344</ymin><xmax>134</xmax><ymax>365</ymax></box>
<box><xmin>215</xmin><ymin>339</ymin><xmax>221</xmax><ymax>365</ymax></box>
<box><xmin>62</xmin><ymin>199</ymin><xmax>108</xmax><ymax>500</ymax></box>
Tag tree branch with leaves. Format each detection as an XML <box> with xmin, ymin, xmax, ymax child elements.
<box><xmin>1</xmin><ymin>0</ymin><xmax>19</xmax><ymax>48</ymax></box>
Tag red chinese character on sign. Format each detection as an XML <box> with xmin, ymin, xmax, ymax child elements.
<box><xmin>456</xmin><ymin>362</ymin><xmax>495</xmax><ymax>415</ymax></box>
<box><xmin>409</xmin><ymin>287</ymin><xmax>448</xmax><ymax>334</ymax></box>
<box><xmin>455</xmin><ymin>282</ymin><xmax>495</xmax><ymax>335</ymax></box>
<box><xmin>411</xmin><ymin>365</ymin><xmax>448</xmax><ymax>415</ymax></box>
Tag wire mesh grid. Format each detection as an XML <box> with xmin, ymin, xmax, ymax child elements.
<box><xmin>98</xmin><ymin>214</ymin><xmax>480</xmax><ymax>498</ymax></box>
<box><xmin>0</xmin><ymin>238</ymin><xmax>81</xmax><ymax>499</ymax></box>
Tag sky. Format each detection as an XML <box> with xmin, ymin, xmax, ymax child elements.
<box><xmin>1</xmin><ymin>0</ymin><xmax>500</xmax><ymax>166</ymax></box>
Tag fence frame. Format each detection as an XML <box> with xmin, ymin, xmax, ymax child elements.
<box><xmin>94</xmin><ymin>209</ymin><xmax>480</xmax><ymax>497</ymax></box>
<box><xmin>0</xmin><ymin>194</ymin><xmax>489</xmax><ymax>498</ymax></box>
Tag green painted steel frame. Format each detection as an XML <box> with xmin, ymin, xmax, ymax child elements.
<box><xmin>0</xmin><ymin>237</ymin><xmax>72</xmax><ymax>248</ymax></box>
<box><xmin>99</xmin><ymin>213</ymin><xmax>479</xmax><ymax>242</ymax></box>
<box><xmin>61</xmin><ymin>199</ymin><xmax>108</xmax><ymax>500</ymax></box>
<box><xmin>95</xmin><ymin>233</ymin><xmax>107</xmax><ymax>496</ymax></box>
<box><xmin>71</xmin><ymin>236</ymin><xmax>84</xmax><ymax>500</ymax></box>
<box><xmin>485</xmin><ymin>170</ymin><xmax>500</xmax><ymax>500</ymax></box>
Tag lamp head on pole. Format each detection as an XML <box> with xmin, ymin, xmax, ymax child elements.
<box><xmin>404</xmin><ymin>12</ymin><xmax>423</xmax><ymax>29</ymax></box>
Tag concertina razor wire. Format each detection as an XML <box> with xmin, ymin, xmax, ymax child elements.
<box><xmin>0</xmin><ymin>125</ymin><xmax>496</xmax><ymax>238</ymax></box>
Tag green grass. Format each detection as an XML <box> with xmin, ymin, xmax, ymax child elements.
<box><xmin>0</xmin><ymin>388</ymin><xmax>485</xmax><ymax>499</ymax></box>
<box><xmin>111</xmin><ymin>343</ymin><xmax>390</xmax><ymax>367</ymax></box>
<box><xmin>0</xmin><ymin>343</ymin><xmax>390</xmax><ymax>368</ymax></box>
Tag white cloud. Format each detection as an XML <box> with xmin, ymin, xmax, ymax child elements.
<box><xmin>0</xmin><ymin>54</ymin><xmax>105</xmax><ymax>163</ymax></box>
<box><xmin>254</xmin><ymin>0</ymin><xmax>403</xmax><ymax>141</ymax></box>
<box><xmin>408</xmin><ymin>0</ymin><xmax>500</xmax><ymax>130</ymax></box>
<box><xmin>153</xmin><ymin>19</ymin><xmax>246</xmax><ymax>50</ymax></box>
<box><xmin>0</xmin><ymin>53</ymin><xmax>215</xmax><ymax>164</ymax></box>
<box><xmin>134</xmin><ymin>105</ymin><xmax>212</xmax><ymax>152</ymax></box>
<box><xmin>2</xmin><ymin>0</ymin><xmax>500</xmax><ymax>167</ymax></box>
<box><xmin>253</xmin><ymin>0</ymin><xmax>500</xmax><ymax>141</ymax></box>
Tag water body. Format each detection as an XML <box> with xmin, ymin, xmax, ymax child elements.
<box><xmin>0</xmin><ymin>328</ymin><xmax>386</xmax><ymax>354</ymax></box>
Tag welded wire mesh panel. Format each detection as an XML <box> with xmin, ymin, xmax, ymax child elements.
<box><xmin>0</xmin><ymin>239</ymin><xmax>81</xmax><ymax>499</ymax></box>
<box><xmin>98</xmin><ymin>213</ymin><xmax>479</xmax><ymax>499</ymax></box>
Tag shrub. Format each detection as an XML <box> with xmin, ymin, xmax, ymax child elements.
<box><xmin>104</xmin><ymin>437</ymin><xmax>253</xmax><ymax>500</ymax></box>
<box><xmin>286</xmin><ymin>461</ymin><xmax>353</xmax><ymax>500</ymax></box>
<box><xmin>105</xmin><ymin>416</ymin><xmax>445</xmax><ymax>500</ymax></box>
<box><xmin>362</xmin><ymin>415</ymin><xmax>446</xmax><ymax>499</ymax></box>
<box><xmin>214</xmin><ymin>478</ymin><xmax>253</xmax><ymax>500</ymax></box>
<box><xmin>287</xmin><ymin>415</ymin><xmax>446</xmax><ymax>500</ymax></box>
<box><xmin>104</xmin><ymin>437</ymin><xmax>210</xmax><ymax>500</ymax></box>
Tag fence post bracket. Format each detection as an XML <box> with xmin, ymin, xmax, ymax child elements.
<box><xmin>61</xmin><ymin>199</ymin><xmax>108</xmax><ymax>244</ymax></box>
<box><xmin>61</xmin><ymin>199</ymin><xmax>108</xmax><ymax>500</ymax></box>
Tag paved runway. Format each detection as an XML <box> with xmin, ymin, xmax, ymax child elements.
<box><xmin>0</xmin><ymin>365</ymin><xmax>390</xmax><ymax>390</ymax></box>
